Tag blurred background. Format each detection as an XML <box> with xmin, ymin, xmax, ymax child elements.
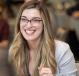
<box><xmin>0</xmin><ymin>0</ymin><xmax>79</xmax><ymax>76</ymax></box>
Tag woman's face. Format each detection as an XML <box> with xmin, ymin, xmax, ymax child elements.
<box><xmin>20</xmin><ymin>8</ymin><xmax>43</xmax><ymax>41</ymax></box>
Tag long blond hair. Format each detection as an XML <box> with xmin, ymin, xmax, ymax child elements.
<box><xmin>9</xmin><ymin>1</ymin><xmax>57</xmax><ymax>76</ymax></box>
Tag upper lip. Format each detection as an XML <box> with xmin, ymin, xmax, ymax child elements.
<box><xmin>25</xmin><ymin>29</ymin><xmax>35</xmax><ymax>31</ymax></box>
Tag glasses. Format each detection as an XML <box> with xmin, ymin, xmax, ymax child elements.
<box><xmin>20</xmin><ymin>17</ymin><xmax>42</xmax><ymax>25</ymax></box>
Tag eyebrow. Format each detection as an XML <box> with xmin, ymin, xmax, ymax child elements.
<box><xmin>21</xmin><ymin>16</ymin><xmax>42</xmax><ymax>20</ymax></box>
<box><xmin>32</xmin><ymin>17</ymin><xmax>42</xmax><ymax>20</ymax></box>
<box><xmin>21</xmin><ymin>16</ymin><xmax>27</xmax><ymax>19</ymax></box>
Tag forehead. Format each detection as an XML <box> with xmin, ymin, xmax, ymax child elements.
<box><xmin>21</xmin><ymin>8</ymin><xmax>41</xmax><ymax>18</ymax></box>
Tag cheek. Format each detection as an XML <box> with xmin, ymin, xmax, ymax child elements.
<box><xmin>37</xmin><ymin>25</ymin><xmax>43</xmax><ymax>34</ymax></box>
<box><xmin>20</xmin><ymin>22</ymin><xmax>24</xmax><ymax>27</ymax></box>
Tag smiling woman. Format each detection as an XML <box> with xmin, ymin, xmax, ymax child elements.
<box><xmin>8</xmin><ymin>1</ymin><xmax>77</xmax><ymax>76</ymax></box>
<box><xmin>20</xmin><ymin>8</ymin><xmax>43</xmax><ymax>42</ymax></box>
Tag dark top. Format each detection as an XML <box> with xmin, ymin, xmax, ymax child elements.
<box><xmin>0</xmin><ymin>18</ymin><xmax>10</xmax><ymax>42</ymax></box>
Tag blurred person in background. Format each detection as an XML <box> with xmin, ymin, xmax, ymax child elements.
<box><xmin>66</xmin><ymin>3</ymin><xmax>79</xmax><ymax>39</ymax></box>
<box><xmin>56</xmin><ymin>2</ymin><xmax>79</xmax><ymax>61</ymax></box>
<box><xmin>8</xmin><ymin>1</ymin><xmax>77</xmax><ymax>76</ymax></box>
<box><xmin>65</xmin><ymin>3</ymin><xmax>79</xmax><ymax>61</ymax></box>
<box><xmin>0</xmin><ymin>3</ymin><xmax>10</xmax><ymax>49</ymax></box>
<box><xmin>0</xmin><ymin>2</ymin><xmax>14</xmax><ymax>76</ymax></box>
<box><xmin>5</xmin><ymin>0</ymin><xmax>15</xmax><ymax>18</ymax></box>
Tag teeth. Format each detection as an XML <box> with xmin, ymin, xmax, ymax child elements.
<box><xmin>25</xmin><ymin>30</ymin><xmax>34</xmax><ymax>35</ymax></box>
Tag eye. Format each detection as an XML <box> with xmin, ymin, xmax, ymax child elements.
<box><xmin>32</xmin><ymin>19</ymin><xmax>42</xmax><ymax>23</ymax></box>
<box><xmin>21</xmin><ymin>18</ymin><xmax>27</xmax><ymax>22</ymax></box>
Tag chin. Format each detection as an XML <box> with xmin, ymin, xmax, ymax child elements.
<box><xmin>25</xmin><ymin>36</ymin><xmax>38</xmax><ymax>41</ymax></box>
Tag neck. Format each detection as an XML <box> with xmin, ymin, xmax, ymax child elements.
<box><xmin>27</xmin><ymin>37</ymin><xmax>41</xmax><ymax>51</ymax></box>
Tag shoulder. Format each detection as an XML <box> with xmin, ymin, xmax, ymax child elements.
<box><xmin>55</xmin><ymin>40</ymin><xmax>69</xmax><ymax>51</ymax></box>
<box><xmin>55</xmin><ymin>40</ymin><xmax>70</xmax><ymax>55</ymax></box>
<box><xmin>55</xmin><ymin>40</ymin><xmax>77</xmax><ymax>75</ymax></box>
<box><xmin>55</xmin><ymin>40</ymin><xmax>77</xmax><ymax>76</ymax></box>
<box><xmin>55</xmin><ymin>40</ymin><xmax>73</xmax><ymax>63</ymax></box>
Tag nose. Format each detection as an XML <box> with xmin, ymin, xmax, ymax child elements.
<box><xmin>25</xmin><ymin>21</ymin><xmax>32</xmax><ymax>28</ymax></box>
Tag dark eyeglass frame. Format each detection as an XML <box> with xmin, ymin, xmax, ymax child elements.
<box><xmin>20</xmin><ymin>17</ymin><xmax>42</xmax><ymax>25</ymax></box>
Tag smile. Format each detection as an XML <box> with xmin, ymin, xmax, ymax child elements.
<box><xmin>25</xmin><ymin>30</ymin><xmax>35</xmax><ymax>35</ymax></box>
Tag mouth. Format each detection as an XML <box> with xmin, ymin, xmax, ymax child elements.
<box><xmin>25</xmin><ymin>29</ymin><xmax>35</xmax><ymax>35</ymax></box>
